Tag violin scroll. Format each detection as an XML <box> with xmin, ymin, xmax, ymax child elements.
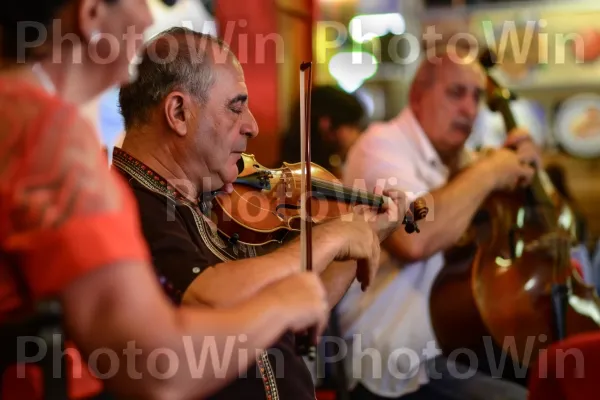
<box><xmin>403</xmin><ymin>197</ymin><xmax>429</xmax><ymax>234</ymax></box>
<box><xmin>413</xmin><ymin>198</ymin><xmax>429</xmax><ymax>220</ymax></box>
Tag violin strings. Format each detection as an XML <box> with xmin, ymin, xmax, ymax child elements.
<box><xmin>227</xmin><ymin>172</ymin><xmax>384</xmax><ymax>220</ymax></box>
<box><xmin>289</xmin><ymin>176</ymin><xmax>383</xmax><ymax>205</ymax></box>
<box><xmin>268</xmin><ymin>168</ymin><xmax>383</xmax><ymax>205</ymax></box>
<box><xmin>232</xmin><ymin>173</ymin><xmax>381</xmax><ymax>204</ymax></box>
<box><xmin>311</xmin><ymin>183</ymin><xmax>383</xmax><ymax>206</ymax></box>
<box><xmin>226</xmin><ymin>186</ymin><xmax>362</xmax><ymax>225</ymax></box>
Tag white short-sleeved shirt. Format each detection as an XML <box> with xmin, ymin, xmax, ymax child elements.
<box><xmin>338</xmin><ymin>107</ymin><xmax>470</xmax><ymax>397</ymax></box>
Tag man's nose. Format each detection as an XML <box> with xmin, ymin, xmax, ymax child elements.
<box><xmin>242</xmin><ymin>110</ymin><xmax>259</xmax><ymax>138</ymax></box>
<box><xmin>460</xmin><ymin>96</ymin><xmax>479</xmax><ymax>119</ymax></box>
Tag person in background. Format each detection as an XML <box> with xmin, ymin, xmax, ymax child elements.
<box><xmin>338</xmin><ymin>44</ymin><xmax>538</xmax><ymax>400</ymax></box>
<box><xmin>280</xmin><ymin>85</ymin><xmax>366</xmax><ymax>178</ymax></box>
<box><xmin>0</xmin><ymin>1</ymin><xmax>331</xmax><ymax>399</ymax></box>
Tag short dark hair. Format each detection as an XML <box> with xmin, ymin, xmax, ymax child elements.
<box><xmin>280</xmin><ymin>85</ymin><xmax>366</xmax><ymax>166</ymax></box>
<box><xmin>118</xmin><ymin>27</ymin><xmax>228</xmax><ymax>130</ymax></box>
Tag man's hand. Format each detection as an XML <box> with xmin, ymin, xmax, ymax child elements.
<box><xmin>316</xmin><ymin>218</ymin><xmax>380</xmax><ymax>292</ymax></box>
<box><xmin>351</xmin><ymin>186</ymin><xmax>407</xmax><ymax>242</ymax></box>
<box><xmin>259</xmin><ymin>272</ymin><xmax>329</xmax><ymax>337</ymax></box>
<box><xmin>504</xmin><ymin>127</ymin><xmax>542</xmax><ymax>168</ymax></box>
<box><xmin>325</xmin><ymin>186</ymin><xmax>407</xmax><ymax>291</ymax></box>
<box><xmin>478</xmin><ymin>147</ymin><xmax>536</xmax><ymax>191</ymax></box>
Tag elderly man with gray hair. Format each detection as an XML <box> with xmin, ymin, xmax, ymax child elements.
<box><xmin>337</xmin><ymin>43</ymin><xmax>538</xmax><ymax>400</ymax></box>
<box><xmin>114</xmin><ymin>26</ymin><xmax>405</xmax><ymax>399</ymax></box>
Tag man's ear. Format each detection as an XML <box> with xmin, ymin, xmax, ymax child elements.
<box><xmin>164</xmin><ymin>92</ymin><xmax>189</xmax><ymax>136</ymax></box>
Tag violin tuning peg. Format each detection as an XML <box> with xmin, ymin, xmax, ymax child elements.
<box><xmin>229</xmin><ymin>233</ymin><xmax>240</xmax><ymax>245</ymax></box>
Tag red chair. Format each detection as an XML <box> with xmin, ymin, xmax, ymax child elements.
<box><xmin>528</xmin><ymin>331</ymin><xmax>600</xmax><ymax>400</ymax></box>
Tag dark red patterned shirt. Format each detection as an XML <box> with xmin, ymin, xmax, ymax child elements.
<box><xmin>112</xmin><ymin>147</ymin><xmax>317</xmax><ymax>400</ymax></box>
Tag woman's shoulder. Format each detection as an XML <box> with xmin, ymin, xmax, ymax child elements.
<box><xmin>0</xmin><ymin>76</ymin><xmax>73</xmax><ymax>113</ymax></box>
<box><xmin>0</xmin><ymin>77</ymin><xmax>92</xmax><ymax>139</ymax></box>
<box><xmin>0</xmin><ymin>77</ymin><xmax>100</xmax><ymax>176</ymax></box>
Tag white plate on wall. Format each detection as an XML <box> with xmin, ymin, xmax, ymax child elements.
<box><xmin>554</xmin><ymin>93</ymin><xmax>600</xmax><ymax>158</ymax></box>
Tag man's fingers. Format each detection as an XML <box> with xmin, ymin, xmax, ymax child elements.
<box><xmin>315</xmin><ymin>315</ymin><xmax>327</xmax><ymax>344</ymax></box>
<box><xmin>222</xmin><ymin>182</ymin><xmax>234</xmax><ymax>193</ymax></box>
<box><xmin>368</xmin><ymin>231</ymin><xmax>380</xmax><ymax>290</ymax></box>
<box><xmin>376</xmin><ymin>187</ymin><xmax>402</xmax><ymax>209</ymax></box>
<box><xmin>522</xmin><ymin>166</ymin><xmax>536</xmax><ymax>185</ymax></box>
<box><xmin>353</xmin><ymin>205</ymin><xmax>376</xmax><ymax>222</ymax></box>
<box><xmin>505</xmin><ymin>134</ymin><xmax>529</xmax><ymax>148</ymax></box>
<box><xmin>518</xmin><ymin>146</ymin><xmax>541</xmax><ymax>168</ymax></box>
<box><xmin>505</xmin><ymin>127</ymin><xmax>531</xmax><ymax>148</ymax></box>
<box><xmin>353</xmin><ymin>205</ymin><xmax>368</xmax><ymax>215</ymax></box>
<box><xmin>516</xmin><ymin>165</ymin><xmax>535</xmax><ymax>187</ymax></box>
<box><xmin>381</xmin><ymin>188</ymin><xmax>405</xmax><ymax>205</ymax></box>
<box><xmin>382</xmin><ymin>187</ymin><xmax>403</xmax><ymax>199</ymax></box>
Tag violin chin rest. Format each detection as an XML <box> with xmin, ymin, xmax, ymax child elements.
<box><xmin>236</xmin><ymin>157</ymin><xmax>245</xmax><ymax>174</ymax></box>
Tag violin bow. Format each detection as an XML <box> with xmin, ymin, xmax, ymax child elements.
<box><xmin>295</xmin><ymin>61</ymin><xmax>317</xmax><ymax>360</ymax></box>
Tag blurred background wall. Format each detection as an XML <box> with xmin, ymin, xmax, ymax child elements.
<box><xmin>92</xmin><ymin>0</ymin><xmax>600</xmax><ymax>241</ymax></box>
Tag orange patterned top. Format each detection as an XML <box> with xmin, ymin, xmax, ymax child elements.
<box><xmin>0</xmin><ymin>77</ymin><xmax>150</xmax><ymax>399</ymax></box>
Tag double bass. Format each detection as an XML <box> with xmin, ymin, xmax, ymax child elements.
<box><xmin>428</xmin><ymin>49</ymin><xmax>600</xmax><ymax>380</ymax></box>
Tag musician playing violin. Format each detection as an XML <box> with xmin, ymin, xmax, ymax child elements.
<box><xmin>337</xmin><ymin>44</ymin><xmax>540</xmax><ymax>400</ymax></box>
<box><xmin>114</xmin><ymin>27</ymin><xmax>405</xmax><ymax>400</ymax></box>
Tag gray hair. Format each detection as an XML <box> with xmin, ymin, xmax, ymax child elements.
<box><xmin>119</xmin><ymin>26</ymin><xmax>229</xmax><ymax>130</ymax></box>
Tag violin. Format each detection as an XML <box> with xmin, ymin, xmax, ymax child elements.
<box><xmin>210</xmin><ymin>152</ymin><xmax>430</xmax><ymax>246</ymax></box>
<box><xmin>429</xmin><ymin>48</ymin><xmax>600</xmax><ymax>382</ymax></box>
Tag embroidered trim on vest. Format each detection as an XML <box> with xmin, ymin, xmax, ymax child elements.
<box><xmin>112</xmin><ymin>148</ymin><xmax>276</xmax><ymax>400</ymax></box>
<box><xmin>112</xmin><ymin>148</ymin><xmax>257</xmax><ymax>261</ymax></box>
<box><xmin>258</xmin><ymin>351</ymin><xmax>279</xmax><ymax>400</ymax></box>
